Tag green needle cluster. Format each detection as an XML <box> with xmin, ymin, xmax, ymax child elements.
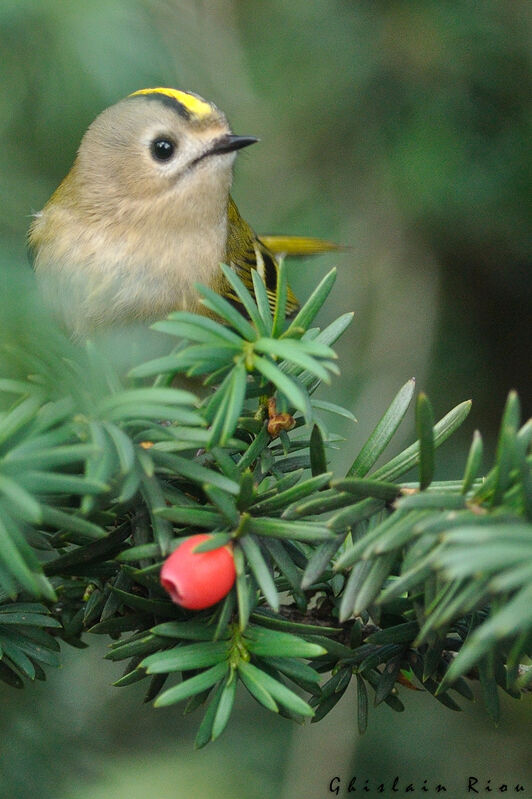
<box><xmin>0</xmin><ymin>267</ymin><xmax>530</xmax><ymax>746</ymax></box>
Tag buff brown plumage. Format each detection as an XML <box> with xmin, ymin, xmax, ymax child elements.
<box><xmin>29</xmin><ymin>88</ymin><xmax>335</xmax><ymax>337</ymax></box>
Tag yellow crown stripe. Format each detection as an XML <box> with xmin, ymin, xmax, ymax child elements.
<box><xmin>129</xmin><ymin>88</ymin><xmax>213</xmax><ymax>119</ymax></box>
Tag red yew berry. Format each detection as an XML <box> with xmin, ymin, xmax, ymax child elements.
<box><xmin>160</xmin><ymin>534</ymin><xmax>236</xmax><ymax>610</ymax></box>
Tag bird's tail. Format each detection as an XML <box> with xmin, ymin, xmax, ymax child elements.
<box><xmin>258</xmin><ymin>235</ymin><xmax>342</xmax><ymax>258</ymax></box>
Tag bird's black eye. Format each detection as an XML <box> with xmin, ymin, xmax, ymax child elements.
<box><xmin>150</xmin><ymin>138</ymin><xmax>176</xmax><ymax>161</ymax></box>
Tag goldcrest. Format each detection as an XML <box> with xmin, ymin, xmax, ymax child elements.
<box><xmin>29</xmin><ymin>88</ymin><xmax>334</xmax><ymax>337</ymax></box>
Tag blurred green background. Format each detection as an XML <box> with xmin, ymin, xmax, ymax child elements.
<box><xmin>0</xmin><ymin>1</ymin><xmax>530</xmax><ymax>797</ymax></box>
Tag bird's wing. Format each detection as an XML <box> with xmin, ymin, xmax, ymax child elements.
<box><xmin>225</xmin><ymin>197</ymin><xmax>300</xmax><ymax>317</ymax></box>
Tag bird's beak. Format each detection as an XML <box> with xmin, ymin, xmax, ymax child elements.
<box><xmin>208</xmin><ymin>134</ymin><xmax>259</xmax><ymax>156</ymax></box>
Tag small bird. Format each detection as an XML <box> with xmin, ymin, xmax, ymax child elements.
<box><xmin>29</xmin><ymin>88</ymin><xmax>336</xmax><ymax>337</ymax></box>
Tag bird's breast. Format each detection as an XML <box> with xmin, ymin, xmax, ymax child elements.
<box><xmin>33</xmin><ymin>186</ymin><xmax>229</xmax><ymax>336</ymax></box>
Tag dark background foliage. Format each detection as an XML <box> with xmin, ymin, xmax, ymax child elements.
<box><xmin>0</xmin><ymin>2</ymin><xmax>530</xmax><ymax>797</ymax></box>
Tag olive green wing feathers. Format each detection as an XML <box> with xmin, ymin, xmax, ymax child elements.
<box><xmin>224</xmin><ymin>197</ymin><xmax>299</xmax><ymax>317</ymax></box>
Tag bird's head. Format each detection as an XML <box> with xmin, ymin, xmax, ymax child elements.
<box><xmin>73</xmin><ymin>87</ymin><xmax>258</xmax><ymax>208</ymax></box>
